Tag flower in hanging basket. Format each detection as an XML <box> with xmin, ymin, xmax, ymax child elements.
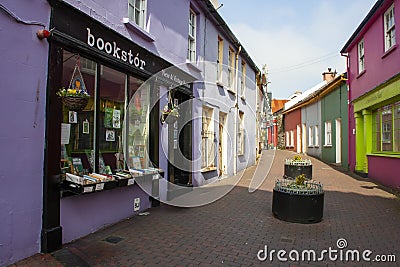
<box><xmin>57</xmin><ymin>87</ymin><xmax>90</xmax><ymax>111</ymax></box>
<box><xmin>57</xmin><ymin>87</ymin><xmax>90</xmax><ymax>98</ymax></box>
<box><xmin>161</xmin><ymin>103</ymin><xmax>179</xmax><ymax>124</ymax></box>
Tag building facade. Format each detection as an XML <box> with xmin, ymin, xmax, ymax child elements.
<box><xmin>0</xmin><ymin>0</ymin><xmax>260</xmax><ymax>265</ymax></box>
<box><xmin>341</xmin><ymin>0</ymin><xmax>400</xmax><ymax>190</ymax></box>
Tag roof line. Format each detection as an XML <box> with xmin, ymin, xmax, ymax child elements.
<box><xmin>282</xmin><ymin>74</ymin><xmax>347</xmax><ymax>114</ymax></box>
<box><xmin>196</xmin><ymin>0</ymin><xmax>260</xmax><ymax>73</ymax></box>
<box><xmin>340</xmin><ymin>0</ymin><xmax>385</xmax><ymax>53</ymax></box>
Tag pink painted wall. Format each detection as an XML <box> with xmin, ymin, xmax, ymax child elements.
<box><xmin>347</xmin><ymin>0</ymin><xmax>400</xmax><ymax>102</ymax></box>
<box><xmin>345</xmin><ymin>0</ymin><xmax>400</xmax><ymax>172</ymax></box>
<box><xmin>368</xmin><ymin>156</ymin><xmax>400</xmax><ymax>190</ymax></box>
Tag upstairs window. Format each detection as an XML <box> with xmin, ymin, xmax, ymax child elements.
<box><xmin>384</xmin><ymin>4</ymin><xmax>396</xmax><ymax>51</ymax></box>
<box><xmin>128</xmin><ymin>0</ymin><xmax>146</xmax><ymax>29</ymax></box>
<box><xmin>228</xmin><ymin>47</ymin><xmax>235</xmax><ymax>90</ymax></box>
<box><xmin>241</xmin><ymin>61</ymin><xmax>246</xmax><ymax>97</ymax></box>
<box><xmin>187</xmin><ymin>9</ymin><xmax>197</xmax><ymax>62</ymax></box>
<box><xmin>217</xmin><ymin>36</ymin><xmax>224</xmax><ymax>82</ymax></box>
<box><xmin>358</xmin><ymin>40</ymin><xmax>365</xmax><ymax>73</ymax></box>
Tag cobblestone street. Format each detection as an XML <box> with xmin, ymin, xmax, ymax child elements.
<box><xmin>14</xmin><ymin>150</ymin><xmax>400</xmax><ymax>266</ymax></box>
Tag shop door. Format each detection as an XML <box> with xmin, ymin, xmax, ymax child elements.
<box><xmin>168</xmin><ymin>90</ymin><xmax>192</xmax><ymax>186</ymax></box>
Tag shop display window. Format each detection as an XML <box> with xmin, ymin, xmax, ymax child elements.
<box><xmin>59</xmin><ymin>50</ymin><xmax>159</xmax><ymax>193</ymax></box>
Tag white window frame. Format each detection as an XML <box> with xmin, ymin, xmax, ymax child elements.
<box><xmin>238</xmin><ymin>111</ymin><xmax>245</xmax><ymax>155</ymax></box>
<box><xmin>128</xmin><ymin>0</ymin><xmax>147</xmax><ymax>29</ymax></box>
<box><xmin>308</xmin><ymin>126</ymin><xmax>314</xmax><ymax>147</ymax></box>
<box><xmin>228</xmin><ymin>47</ymin><xmax>235</xmax><ymax>90</ymax></box>
<box><xmin>325</xmin><ymin>121</ymin><xmax>332</xmax><ymax>146</ymax></box>
<box><xmin>358</xmin><ymin>40</ymin><xmax>365</xmax><ymax>73</ymax></box>
<box><xmin>187</xmin><ymin>9</ymin><xmax>197</xmax><ymax>62</ymax></box>
<box><xmin>217</xmin><ymin>36</ymin><xmax>224</xmax><ymax>83</ymax></box>
<box><xmin>241</xmin><ymin>61</ymin><xmax>246</xmax><ymax>97</ymax></box>
<box><xmin>315</xmin><ymin>125</ymin><xmax>319</xmax><ymax>147</ymax></box>
<box><xmin>384</xmin><ymin>4</ymin><xmax>396</xmax><ymax>52</ymax></box>
<box><xmin>286</xmin><ymin>131</ymin><xmax>290</xmax><ymax>147</ymax></box>
<box><xmin>290</xmin><ymin>130</ymin><xmax>294</xmax><ymax>147</ymax></box>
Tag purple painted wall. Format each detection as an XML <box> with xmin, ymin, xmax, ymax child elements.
<box><xmin>345</xmin><ymin>0</ymin><xmax>400</xmax><ymax>173</ymax></box>
<box><xmin>61</xmin><ymin>184</ymin><xmax>151</xmax><ymax>243</ymax></box>
<box><xmin>0</xmin><ymin>1</ymin><xmax>50</xmax><ymax>265</ymax></box>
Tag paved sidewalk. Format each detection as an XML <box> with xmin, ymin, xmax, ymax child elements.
<box><xmin>13</xmin><ymin>150</ymin><xmax>400</xmax><ymax>266</ymax></box>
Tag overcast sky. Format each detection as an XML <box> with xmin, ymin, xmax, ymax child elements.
<box><xmin>218</xmin><ymin>0</ymin><xmax>377</xmax><ymax>99</ymax></box>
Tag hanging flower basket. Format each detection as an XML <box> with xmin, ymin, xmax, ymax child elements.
<box><xmin>161</xmin><ymin>102</ymin><xmax>179</xmax><ymax>124</ymax></box>
<box><xmin>61</xmin><ymin>96</ymin><xmax>89</xmax><ymax>111</ymax></box>
<box><xmin>57</xmin><ymin>64</ymin><xmax>90</xmax><ymax>111</ymax></box>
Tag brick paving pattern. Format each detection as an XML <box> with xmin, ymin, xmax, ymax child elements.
<box><xmin>12</xmin><ymin>150</ymin><xmax>400</xmax><ymax>266</ymax></box>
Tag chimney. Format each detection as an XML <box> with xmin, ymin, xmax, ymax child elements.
<box><xmin>322</xmin><ymin>68</ymin><xmax>336</xmax><ymax>82</ymax></box>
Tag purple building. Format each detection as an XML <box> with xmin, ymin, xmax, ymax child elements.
<box><xmin>341</xmin><ymin>0</ymin><xmax>400</xmax><ymax>190</ymax></box>
<box><xmin>0</xmin><ymin>0</ymin><xmax>260</xmax><ymax>265</ymax></box>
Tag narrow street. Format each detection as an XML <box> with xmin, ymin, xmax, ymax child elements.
<box><xmin>14</xmin><ymin>150</ymin><xmax>400</xmax><ymax>266</ymax></box>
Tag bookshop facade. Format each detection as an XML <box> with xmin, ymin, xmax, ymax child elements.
<box><xmin>43</xmin><ymin>1</ymin><xmax>193</xmax><ymax>251</ymax></box>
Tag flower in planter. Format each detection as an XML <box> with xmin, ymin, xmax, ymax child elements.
<box><xmin>293</xmin><ymin>155</ymin><xmax>302</xmax><ymax>161</ymax></box>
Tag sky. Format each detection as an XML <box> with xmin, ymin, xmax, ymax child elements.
<box><xmin>218</xmin><ymin>0</ymin><xmax>377</xmax><ymax>99</ymax></box>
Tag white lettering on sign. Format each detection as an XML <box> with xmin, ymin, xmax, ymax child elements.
<box><xmin>87</xmin><ymin>28</ymin><xmax>146</xmax><ymax>70</ymax></box>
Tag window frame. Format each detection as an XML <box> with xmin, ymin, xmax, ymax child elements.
<box><xmin>238</xmin><ymin>111</ymin><xmax>245</xmax><ymax>155</ymax></box>
<box><xmin>325</xmin><ymin>121</ymin><xmax>332</xmax><ymax>146</ymax></box>
<box><xmin>358</xmin><ymin>39</ymin><xmax>365</xmax><ymax>73</ymax></box>
<box><xmin>384</xmin><ymin>4</ymin><xmax>396</xmax><ymax>52</ymax></box>
<box><xmin>128</xmin><ymin>0</ymin><xmax>147</xmax><ymax>29</ymax></box>
<box><xmin>241</xmin><ymin>60</ymin><xmax>246</xmax><ymax>97</ymax></box>
<box><xmin>228</xmin><ymin>47</ymin><xmax>235</xmax><ymax>91</ymax></box>
<box><xmin>308</xmin><ymin>126</ymin><xmax>314</xmax><ymax>147</ymax></box>
<box><xmin>187</xmin><ymin>9</ymin><xmax>197</xmax><ymax>62</ymax></box>
<box><xmin>217</xmin><ymin>36</ymin><xmax>224</xmax><ymax>83</ymax></box>
<box><xmin>315</xmin><ymin>125</ymin><xmax>319</xmax><ymax>147</ymax></box>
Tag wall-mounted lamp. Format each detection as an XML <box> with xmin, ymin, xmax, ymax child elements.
<box><xmin>36</xmin><ymin>29</ymin><xmax>51</xmax><ymax>39</ymax></box>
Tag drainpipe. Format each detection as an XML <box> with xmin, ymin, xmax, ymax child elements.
<box><xmin>234</xmin><ymin>45</ymin><xmax>242</xmax><ymax>175</ymax></box>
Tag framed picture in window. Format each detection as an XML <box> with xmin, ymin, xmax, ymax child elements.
<box><xmin>69</xmin><ymin>111</ymin><xmax>77</xmax><ymax>123</ymax></box>
<box><xmin>82</xmin><ymin>119</ymin><xmax>89</xmax><ymax>134</ymax></box>
<box><xmin>106</xmin><ymin>129</ymin><xmax>115</xmax><ymax>142</ymax></box>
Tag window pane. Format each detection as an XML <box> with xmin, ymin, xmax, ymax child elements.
<box><xmin>395</xmin><ymin>102</ymin><xmax>400</xmax><ymax>152</ymax></box>
<box><xmin>127</xmin><ymin>77</ymin><xmax>150</xmax><ymax>169</ymax></box>
<box><xmin>98</xmin><ymin>66</ymin><xmax>126</xmax><ymax>173</ymax></box>
<box><xmin>61</xmin><ymin>51</ymin><xmax>96</xmax><ymax>175</ymax></box>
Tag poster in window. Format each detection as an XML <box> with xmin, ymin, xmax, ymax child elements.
<box><xmin>106</xmin><ymin>129</ymin><xmax>115</xmax><ymax>142</ymax></box>
<box><xmin>113</xmin><ymin>109</ymin><xmax>121</xmax><ymax>129</ymax></box>
<box><xmin>104</xmin><ymin>107</ymin><xmax>113</xmax><ymax>128</ymax></box>
<box><xmin>69</xmin><ymin>111</ymin><xmax>77</xmax><ymax>123</ymax></box>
